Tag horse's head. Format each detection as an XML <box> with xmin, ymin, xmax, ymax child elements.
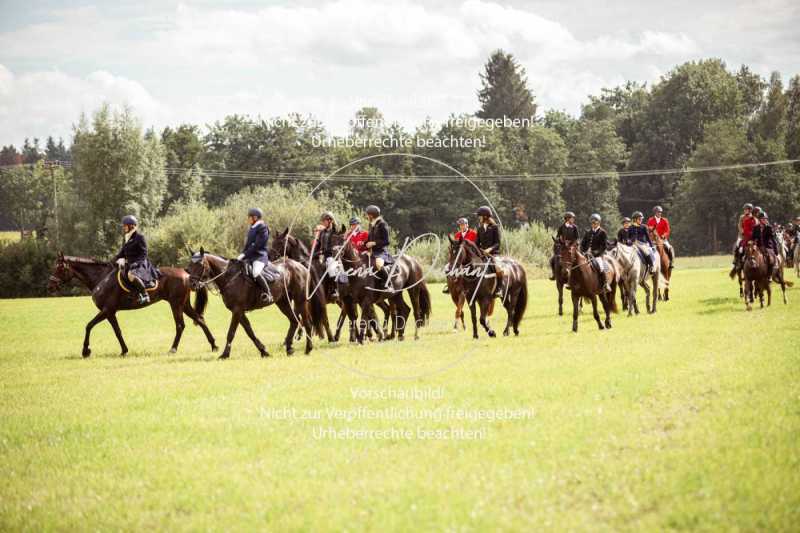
<box><xmin>744</xmin><ymin>240</ymin><xmax>762</xmax><ymax>268</ymax></box>
<box><xmin>329</xmin><ymin>230</ymin><xmax>359</xmax><ymax>264</ymax></box>
<box><xmin>446</xmin><ymin>234</ymin><xmax>462</xmax><ymax>267</ymax></box>
<box><xmin>558</xmin><ymin>240</ymin><xmax>579</xmax><ymax>277</ymax></box>
<box><xmin>47</xmin><ymin>251</ymin><xmax>72</xmax><ymax>294</ymax></box>
<box><xmin>185</xmin><ymin>247</ymin><xmax>210</xmax><ymax>289</ymax></box>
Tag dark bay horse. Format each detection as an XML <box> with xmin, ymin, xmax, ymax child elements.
<box><xmin>329</xmin><ymin>233</ymin><xmax>431</xmax><ymax>343</ymax></box>
<box><xmin>445</xmin><ymin>238</ymin><xmax>468</xmax><ymax>330</ymax></box>
<box><xmin>269</xmin><ymin>227</ymin><xmax>391</xmax><ymax>342</ymax></box>
<box><xmin>186</xmin><ymin>250</ymin><xmax>327</xmax><ymax>358</ymax></box>
<box><xmin>742</xmin><ymin>241</ymin><xmax>790</xmax><ymax>311</ymax></box>
<box><xmin>550</xmin><ymin>237</ymin><xmax>567</xmax><ymax>315</ymax></box>
<box><xmin>451</xmin><ymin>238</ymin><xmax>527</xmax><ymax>339</ymax></box>
<box><xmin>559</xmin><ymin>241</ymin><xmax>618</xmax><ymax>332</ymax></box>
<box><xmin>47</xmin><ymin>252</ymin><xmax>217</xmax><ymax>357</ymax></box>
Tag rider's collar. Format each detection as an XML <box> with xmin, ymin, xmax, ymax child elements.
<box><xmin>370</xmin><ymin>216</ymin><xmax>383</xmax><ymax>225</ymax></box>
<box><xmin>251</xmin><ymin>220</ymin><xmax>265</xmax><ymax>228</ymax></box>
<box><xmin>124</xmin><ymin>228</ymin><xmax>136</xmax><ymax>242</ymax></box>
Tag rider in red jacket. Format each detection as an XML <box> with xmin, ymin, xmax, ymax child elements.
<box><xmin>345</xmin><ymin>216</ymin><xmax>369</xmax><ymax>253</ymax></box>
<box><xmin>452</xmin><ymin>217</ymin><xmax>477</xmax><ymax>243</ymax></box>
<box><xmin>646</xmin><ymin>205</ymin><xmax>674</xmax><ymax>269</ymax></box>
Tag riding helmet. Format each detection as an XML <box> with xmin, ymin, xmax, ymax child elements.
<box><xmin>632</xmin><ymin>211</ymin><xmax>644</xmax><ymax>219</ymax></box>
<box><xmin>759</xmin><ymin>211</ymin><xmax>768</xmax><ymax>219</ymax></box>
<box><xmin>248</xmin><ymin>207</ymin><xmax>263</xmax><ymax>219</ymax></box>
<box><xmin>365</xmin><ymin>205</ymin><xmax>381</xmax><ymax>216</ymax></box>
<box><xmin>320</xmin><ymin>211</ymin><xmax>335</xmax><ymax>221</ymax></box>
<box><xmin>622</xmin><ymin>216</ymin><xmax>631</xmax><ymax>223</ymax></box>
<box><xmin>590</xmin><ymin>213</ymin><xmax>601</xmax><ymax>223</ymax></box>
<box><xmin>653</xmin><ymin>205</ymin><xmax>663</xmax><ymax>213</ymax></box>
<box><xmin>753</xmin><ymin>206</ymin><xmax>762</xmax><ymax>214</ymax></box>
<box><xmin>349</xmin><ymin>216</ymin><xmax>360</xmax><ymax>225</ymax></box>
<box><xmin>121</xmin><ymin>215</ymin><xmax>138</xmax><ymax>226</ymax></box>
<box><xmin>743</xmin><ymin>202</ymin><xmax>753</xmax><ymax>210</ymax></box>
<box><xmin>476</xmin><ymin>206</ymin><xmax>492</xmax><ymax>217</ymax></box>
<box><xmin>456</xmin><ymin>217</ymin><xmax>469</xmax><ymax>225</ymax></box>
<box><xmin>563</xmin><ymin>211</ymin><xmax>576</xmax><ymax>220</ymax></box>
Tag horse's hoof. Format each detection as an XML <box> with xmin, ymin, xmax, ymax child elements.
<box><xmin>305</xmin><ymin>348</ymin><xmax>312</xmax><ymax>355</ymax></box>
<box><xmin>605</xmin><ymin>322</ymin><xmax>612</xmax><ymax>329</ymax></box>
<box><xmin>598</xmin><ymin>324</ymin><xmax>605</xmax><ymax>330</ymax></box>
<box><xmin>473</xmin><ymin>335</ymin><xmax>479</xmax><ymax>340</ymax></box>
<box><xmin>82</xmin><ymin>347</ymin><xmax>91</xmax><ymax>357</ymax></box>
<box><xmin>286</xmin><ymin>348</ymin><xmax>295</xmax><ymax>356</ymax></box>
<box><xmin>120</xmin><ymin>350</ymin><xmax>128</xmax><ymax>357</ymax></box>
<box><xmin>260</xmin><ymin>350</ymin><xmax>270</xmax><ymax>358</ymax></box>
<box><xmin>488</xmin><ymin>330</ymin><xmax>496</xmax><ymax>338</ymax></box>
<box><xmin>218</xmin><ymin>352</ymin><xmax>230</xmax><ymax>360</ymax></box>
<box><xmin>503</xmin><ymin>330</ymin><xmax>509</xmax><ymax>337</ymax></box>
<box><xmin>169</xmin><ymin>348</ymin><xmax>177</xmax><ymax>354</ymax></box>
<box><xmin>514</xmin><ymin>329</ymin><xmax>519</xmax><ymax>336</ymax></box>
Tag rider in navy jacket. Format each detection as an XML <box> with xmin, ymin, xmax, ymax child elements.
<box><xmin>238</xmin><ymin>208</ymin><xmax>272</xmax><ymax>303</ymax></box>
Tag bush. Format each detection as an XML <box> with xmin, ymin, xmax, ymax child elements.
<box><xmin>0</xmin><ymin>240</ymin><xmax>57</xmax><ymax>298</ymax></box>
<box><xmin>149</xmin><ymin>183</ymin><xmax>353</xmax><ymax>266</ymax></box>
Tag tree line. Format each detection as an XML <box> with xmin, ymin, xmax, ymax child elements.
<box><xmin>2</xmin><ymin>50</ymin><xmax>800</xmax><ymax>263</ymax></box>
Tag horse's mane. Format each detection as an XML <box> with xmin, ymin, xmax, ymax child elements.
<box><xmin>63</xmin><ymin>255</ymin><xmax>108</xmax><ymax>265</ymax></box>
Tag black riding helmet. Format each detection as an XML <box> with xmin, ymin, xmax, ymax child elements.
<box><xmin>632</xmin><ymin>211</ymin><xmax>644</xmax><ymax>220</ymax></box>
<box><xmin>476</xmin><ymin>206</ymin><xmax>492</xmax><ymax>217</ymax></box>
<box><xmin>121</xmin><ymin>215</ymin><xmax>138</xmax><ymax>226</ymax></box>
<box><xmin>563</xmin><ymin>211</ymin><xmax>575</xmax><ymax>220</ymax></box>
<box><xmin>248</xmin><ymin>207</ymin><xmax>263</xmax><ymax>219</ymax></box>
<box><xmin>365</xmin><ymin>205</ymin><xmax>380</xmax><ymax>217</ymax></box>
<box><xmin>743</xmin><ymin>202</ymin><xmax>753</xmax><ymax>210</ymax></box>
<box><xmin>622</xmin><ymin>216</ymin><xmax>631</xmax><ymax>223</ymax></box>
<box><xmin>320</xmin><ymin>211</ymin><xmax>334</xmax><ymax>221</ymax></box>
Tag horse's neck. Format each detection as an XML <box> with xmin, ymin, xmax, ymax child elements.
<box><xmin>207</xmin><ymin>256</ymin><xmax>230</xmax><ymax>278</ymax></box>
<box><xmin>70</xmin><ymin>261</ymin><xmax>111</xmax><ymax>289</ymax></box>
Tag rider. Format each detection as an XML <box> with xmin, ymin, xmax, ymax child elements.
<box><xmin>626</xmin><ymin>211</ymin><xmax>654</xmax><ymax>268</ymax></box>
<box><xmin>647</xmin><ymin>206</ymin><xmax>674</xmax><ymax>269</ymax></box>
<box><xmin>580</xmin><ymin>213</ymin><xmax>612</xmax><ymax>293</ymax></box>
<box><xmin>313</xmin><ymin>211</ymin><xmax>339</xmax><ymax>299</ymax></box>
<box><xmin>549</xmin><ymin>211</ymin><xmax>579</xmax><ymax>281</ymax></box>
<box><xmin>617</xmin><ymin>216</ymin><xmax>632</xmax><ymax>244</ymax></box>
<box><xmin>475</xmin><ymin>205</ymin><xmax>504</xmax><ymax>297</ymax></box>
<box><xmin>237</xmin><ymin>207</ymin><xmax>273</xmax><ymax>304</ymax></box>
<box><xmin>365</xmin><ymin>205</ymin><xmax>393</xmax><ymax>289</ymax></box>
<box><xmin>751</xmin><ymin>211</ymin><xmax>780</xmax><ymax>279</ymax></box>
<box><xmin>114</xmin><ymin>215</ymin><xmax>158</xmax><ymax>305</ymax></box>
<box><xmin>732</xmin><ymin>203</ymin><xmax>756</xmax><ymax>275</ymax></box>
<box><xmin>444</xmin><ymin>217</ymin><xmax>478</xmax><ymax>293</ymax></box>
<box><xmin>345</xmin><ymin>216</ymin><xmax>369</xmax><ymax>254</ymax></box>
<box><xmin>790</xmin><ymin>216</ymin><xmax>800</xmax><ymax>262</ymax></box>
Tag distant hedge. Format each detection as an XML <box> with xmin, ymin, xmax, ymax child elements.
<box><xmin>0</xmin><ymin>240</ymin><xmax>57</xmax><ymax>298</ymax></box>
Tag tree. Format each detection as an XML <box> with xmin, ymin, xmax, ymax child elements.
<box><xmin>69</xmin><ymin>104</ymin><xmax>167</xmax><ymax>255</ymax></box>
<box><xmin>477</xmin><ymin>50</ymin><xmax>537</xmax><ymax>121</ymax></box>
<box><xmin>751</xmin><ymin>71</ymin><xmax>787</xmax><ymax>142</ymax></box>
<box><xmin>45</xmin><ymin>136</ymin><xmax>70</xmax><ymax>162</ymax></box>
<box><xmin>561</xmin><ymin>120</ymin><xmax>626</xmax><ymax>226</ymax></box>
<box><xmin>786</xmin><ymin>75</ymin><xmax>800</xmax><ymax>161</ymax></box>
<box><xmin>161</xmin><ymin>125</ymin><xmax>207</xmax><ymax>211</ymax></box>
<box><xmin>735</xmin><ymin>65</ymin><xmax>767</xmax><ymax>120</ymax></box>
<box><xmin>0</xmin><ymin>145</ymin><xmax>21</xmax><ymax>166</ymax></box>
<box><xmin>0</xmin><ymin>162</ymin><xmax>57</xmax><ymax>239</ymax></box>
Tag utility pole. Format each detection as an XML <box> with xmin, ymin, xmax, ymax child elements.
<box><xmin>44</xmin><ymin>159</ymin><xmax>59</xmax><ymax>246</ymax></box>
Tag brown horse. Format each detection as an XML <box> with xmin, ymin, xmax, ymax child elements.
<box><xmin>445</xmin><ymin>237</ymin><xmax>468</xmax><ymax>330</ymax></box>
<box><xmin>329</xmin><ymin>232</ymin><xmax>431</xmax><ymax>343</ymax></box>
<box><xmin>452</xmin><ymin>239</ymin><xmax>527</xmax><ymax>339</ymax></box>
<box><xmin>648</xmin><ymin>228</ymin><xmax>671</xmax><ymax>301</ymax></box>
<box><xmin>559</xmin><ymin>241</ymin><xmax>618</xmax><ymax>332</ymax></box>
<box><xmin>742</xmin><ymin>241</ymin><xmax>790</xmax><ymax>311</ymax></box>
<box><xmin>186</xmin><ymin>249</ymin><xmax>327</xmax><ymax>358</ymax></box>
<box><xmin>550</xmin><ymin>237</ymin><xmax>568</xmax><ymax>315</ymax></box>
<box><xmin>47</xmin><ymin>252</ymin><xmax>217</xmax><ymax>357</ymax></box>
<box><xmin>269</xmin><ymin>227</ymin><xmax>391</xmax><ymax>342</ymax></box>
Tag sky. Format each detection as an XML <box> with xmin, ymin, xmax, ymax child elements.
<box><xmin>0</xmin><ymin>0</ymin><xmax>798</xmax><ymax>147</ymax></box>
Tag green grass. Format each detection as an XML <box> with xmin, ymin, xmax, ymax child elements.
<box><xmin>0</xmin><ymin>231</ymin><xmax>21</xmax><ymax>243</ymax></box>
<box><xmin>1</xmin><ymin>265</ymin><xmax>799</xmax><ymax>531</ymax></box>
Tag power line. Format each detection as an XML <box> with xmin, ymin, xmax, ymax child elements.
<box><xmin>2</xmin><ymin>158</ymin><xmax>798</xmax><ymax>182</ymax></box>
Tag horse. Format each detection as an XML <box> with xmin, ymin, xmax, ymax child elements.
<box><xmin>648</xmin><ymin>228</ymin><xmax>672</xmax><ymax>301</ymax></box>
<box><xmin>550</xmin><ymin>237</ymin><xmax>567</xmax><ymax>315</ymax></box>
<box><xmin>445</xmin><ymin>237</ymin><xmax>469</xmax><ymax>330</ymax></box>
<box><xmin>329</xmin><ymin>232</ymin><xmax>430</xmax><ymax>343</ymax></box>
<box><xmin>451</xmin><ymin>239</ymin><xmax>527</xmax><ymax>339</ymax></box>
<box><xmin>558</xmin><ymin>241</ymin><xmax>617</xmax><ymax>332</ymax></box>
<box><xmin>743</xmin><ymin>241</ymin><xmax>791</xmax><ymax>311</ymax></box>
<box><xmin>47</xmin><ymin>252</ymin><xmax>217</xmax><ymax>357</ymax></box>
<box><xmin>610</xmin><ymin>242</ymin><xmax>645</xmax><ymax>316</ymax></box>
<box><xmin>186</xmin><ymin>249</ymin><xmax>327</xmax><ymax>358</ymax></box>
<box><xmin>270</xmin><ymin>227</ymin><xmax>391</xmax><ymax>342</ymax></box>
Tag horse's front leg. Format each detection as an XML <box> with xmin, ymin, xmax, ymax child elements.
<box><xmin>106</xmin><ymin>312</ymin><xmax>129</xmax><ymax>356</ymax></box>
<box><xmin>557</xmin><ymin>282</ymin><xmax>564</xmax><ymax>316</ymax></box>
<box><xmin>333</xmin><ymin>305</ymin><xmax>347</xmax><ymax>342</ymax></box>
<box><xmin>651</xmin><ymin>274</ymin><xmax>659</xmax><ymax>314</ymax></box>
<box><xmin>239</xmin><ymin>312</ymin><xmax>269</xmax><ymax>357</ymax></box>
<box><xmin>183</xmin><ymin>305</ymin><xmax>218</xmax><ymax>351</ymax></box>
<box><xmin>82</xmin><ymin>310</ymin><xmax>108</xmax><ymax>357</ymax></box>
<box><xmin>571</xmin><ymin>292</ymin><xmax>580</xmax><ymax>333</ymax></box>
<box><xmin>479</xmin><ymin>298</ymin><xmax>496</xmax><ymax>338</ymax></box>
<box><xmin>220</xmin><ymin>311</ymin><xmax>242</xmax><ymax>359</ymax></box>
<box><xmin>469</xmin><ymin>300</ymin><xmax>479</xmax><ymax>339</ymax></box>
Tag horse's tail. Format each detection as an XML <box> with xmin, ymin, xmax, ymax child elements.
<box><xmin>608</xmin><ymin>279</ymin><xmax>619</xmax><ymax>313</ymax></box>
<box><xmin>193</xmin><ymin>285</ymin><xmax>209</xmax><ymax>318</ymax></box>
<box><xmin>306</xmin><ymin>267</ymin><xmax>327</xmax><ymax>338</ymax></box>
<box><xmin>785</xmin><ymin>280</ymin><xmax>795</xmax><ymax>287</ymax></box>
<box><xmin>513</xmin><ymin>279</ymin><xmax>527</xmax><ymax>329</ymax></box>
<box><xmin>418</xmin><ymin>282</ymin><xmax>431</xmax><ymax>326</ymax></box>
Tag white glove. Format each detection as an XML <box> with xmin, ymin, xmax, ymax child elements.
<box><xmin>116</xmin><ymin>258</ymin><xmax>125</xmax><ymax>267</ymax></box>
<box><xmin>237</xmin><ymin>254</ymin><xmax>245</xmax><ymax>261</ymax></box>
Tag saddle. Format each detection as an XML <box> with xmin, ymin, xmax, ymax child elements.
<box><xmin>589</xmin><ymin>256</ymin><xmax>608</xmax><ymax>273</ymax></box>
<box><xmin>116</xmin><ymin>268</ymin><xmax>159</xmax><ymax>293</ymax></box>
<box><xmin>244</xmin><ymin>262</ymin><xmax>281</xmax><ymax>283</ymax></box>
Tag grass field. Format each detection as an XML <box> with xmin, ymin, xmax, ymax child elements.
<box><xmin>0</xmin><ymin>231</ymin><xmax>21</xmax><ymax>243</ymax></box>
<box><xmin>1</xmin><ymin>263</ymin><xmax>799</xmax><ymax>530</ymax></box>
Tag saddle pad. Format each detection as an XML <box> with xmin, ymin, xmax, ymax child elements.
<box><xmin>116</xmin><ymin>269</ymin><xmax>158</xmax><ymax>293</ymax></box>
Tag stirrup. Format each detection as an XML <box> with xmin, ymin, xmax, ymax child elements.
<box><xmin>138</xmin><ymin>293</ymin><xmax>150</xmax><ymax>304</ymax></box>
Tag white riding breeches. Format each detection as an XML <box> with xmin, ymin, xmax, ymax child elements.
<box><xmin>252</xmin><ymin>260</ymin><xmax>265</xmax><ymax>278</ymax></box>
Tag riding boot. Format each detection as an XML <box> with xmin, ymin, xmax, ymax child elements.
<box><xmin>493</xmin><ymin>266</ymin><xmax>505</xmax><ymax>298</ymax></box>
<box><xmin>131</xmin><ymin>277</ymin><xmax>150</xmax><ymax>304</ymax></box>
<box><xmin>255</xmin><ymin>274</ymin><xmax>273</xmax><ymax>304</ymax></box>
<box><xmin>442</xmin><ymin>284</ymin><xmax>450</xmax><ymax>294</ymax></box>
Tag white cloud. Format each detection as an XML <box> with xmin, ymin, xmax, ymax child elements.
<box><xmin>0</xmin><ymin>65</ymin><xmax>169</xmax><ymax>145</ymax></box>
